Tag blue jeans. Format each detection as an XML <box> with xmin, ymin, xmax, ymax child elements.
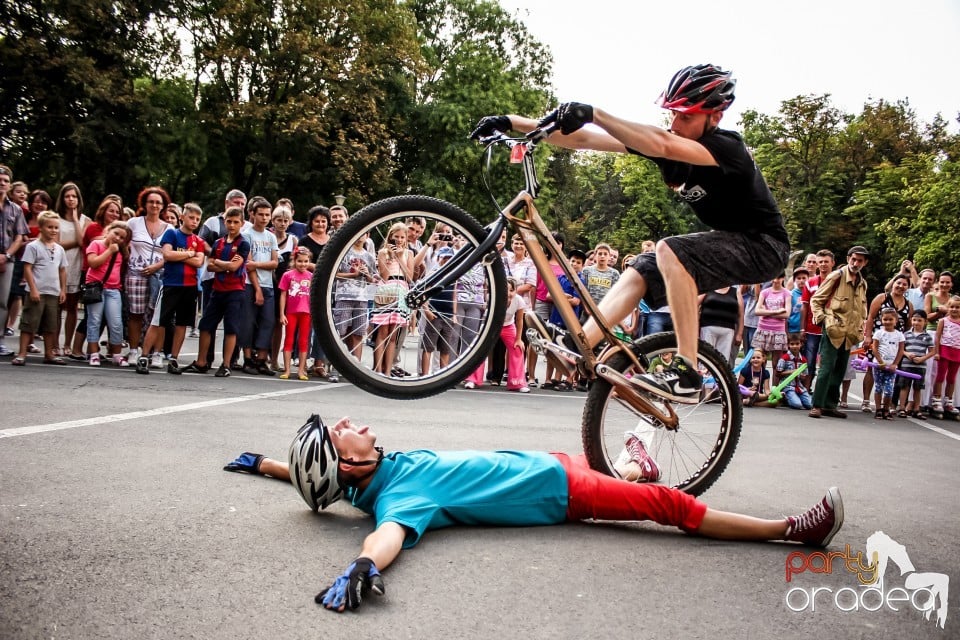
<box><xmin>644</xmin><ymin>312</ymin><xmax>673</xmax><ymax>336</ymax></box>
<box><xmin>783</xmin><ymin>386</ymin><xmax>813</xmax><ymax>410</ymax></box>
<box><xmin>803</xmin><ymin>332</ymin><xmax>822</xmax><ymax>381</ymax></box>
<box><xmin>240</xmin><ymin>285</ymin><xmax>275</xmax><ymax>351</ymax></box>
<box><xmin>85</xmin><ymin>289</ymin><xmax>124</xmax><ymax>346</ymax></box>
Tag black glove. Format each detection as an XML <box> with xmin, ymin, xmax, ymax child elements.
<box><xmin>316</xmin><ymin>557</ymin><xmax>385</xmax><ymax>611</ymax></box>
<box><xmin>539</xmin><ymin>102</ymin><xmax>593</xmax><ymax>135</ymax></box>
<box><xmin>222</xmin><ymin>452</ymin><xmax>265</xmax><ymax>474</ymax></box>
<box><xmin>469</xmin><ymin>115</ymin><xmax>512</xmax><ymax>140</ymax></box>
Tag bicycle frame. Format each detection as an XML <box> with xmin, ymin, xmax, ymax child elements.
<box><xmin>405</xmin><ymin>133</ymin><xmax>681</xmax><ymax>428</ymax></box>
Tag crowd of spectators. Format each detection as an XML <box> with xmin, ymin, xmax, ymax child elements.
<box><xmin>2</xmin><ymin>163</ymin><xmax>957</xmax><ymax>418</ymax></box>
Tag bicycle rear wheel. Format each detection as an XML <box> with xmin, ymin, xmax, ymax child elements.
<box><xmin>581</xmin><ymin>332</ymin><xmax>742</xmax><ymax>496</ymax></box>
<box><xmin>312</xmin><ymin>195</ymin><xmax>507</xmax><ymax>399</ymax></box>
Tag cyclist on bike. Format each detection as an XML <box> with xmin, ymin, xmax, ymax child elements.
<box><xmin>471</xmin><ymin>64</ymin><xmax>790</xmax><ymax>403</ymax></box>
<box><xmin>224</xmin><ymin>414</ymin><xmax>842</xmax><ymax>612</ymax></box>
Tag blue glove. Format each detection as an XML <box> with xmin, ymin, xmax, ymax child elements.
<box><xmin>539</xmin><ymin>102</ymin><xmax>593</xmax><ymax>135</ymax></box>
<box><xmin>316</xmin><ymin>557</ymin><xmax>385</xmax><ymax>611</ymax></box>
<box><xmin>222</xmin><ymin>452</ymin><xmax>265</xmax><ymax>474</ymax></box>
<box><xmin>469</xmin><ymin>115</ymin><xmax>512</xmax><ymax>140</ymax></box>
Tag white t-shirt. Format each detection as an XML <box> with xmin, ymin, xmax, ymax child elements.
<box><xmin>127</xmin><ymin>216</ymin><xmax>172</xmax><ymax>275</ymax></box>
<box><xmin>503</xmin><ymin>292</ymin><xmax>528</xmax><ymax>327</ymax></box>
<box><xmin>243</xmin><ymin>227</ymin><xmax>279</xmax><ymax>289</ymax></box>
<box><xmin>874</xmin><ymin>328</ymin><xmax>905</xmax><ymax>363</ymax></box>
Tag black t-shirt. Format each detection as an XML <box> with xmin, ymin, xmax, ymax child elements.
<box><xmin>629</xmin><ymin>129</ymin><xmax>788</xmax><ymax>243</ymax></box>
<box><xmin>700</xmin><ymin>287</ymin><xmax>740</xmax><ymax>330</ymax></box>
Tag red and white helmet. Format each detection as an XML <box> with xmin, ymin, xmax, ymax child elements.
<box><xmin>657</xmin><ymin>64</ymin><xmax>736</xmax><ymax>114</ymax></box>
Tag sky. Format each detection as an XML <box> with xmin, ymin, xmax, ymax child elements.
<box><xmin>497</xmin><ymin>0</ymin><xmax>960</xmax><ymax>130</ymax></box>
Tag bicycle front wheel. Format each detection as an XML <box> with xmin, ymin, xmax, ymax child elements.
<box><xmin>581</xmin><ymin>332</ymin><xmax>742</xmax><ymax>496</ymax></box>
<box><xmin>312</xmin><ymin>195</ymin><xmax>507</xmax><ymax>399</ymax></box>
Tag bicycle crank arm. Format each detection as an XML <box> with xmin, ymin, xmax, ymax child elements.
<box><xmin>525</xmin><ymin>329</ymin><xmax>578</xmax><ymax>376</ymax></box>
<box><xmin>594</xmin><ymin>362</ymin><xmax>680</xmax><ymax>429</ymax></box>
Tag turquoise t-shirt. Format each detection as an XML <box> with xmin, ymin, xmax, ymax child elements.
<box><xmin>349</xmin><ymin>450</ymin><xmax>569</xmax><ymax>548</ymax></box>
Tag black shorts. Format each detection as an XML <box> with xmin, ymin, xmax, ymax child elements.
<box><xmin>632</xmin><ymin>231</ymin><xmax>790</xmax><ymax>309</ymax></box>
<box><xmin>896</xmin><ymin>366</ymin><xmax>925</xmax><ymax>391</ymax></box>
<box><xmin>152</xmin><ymin>285</ymin><xmax>199</xmax><ymax>327</ymax></box>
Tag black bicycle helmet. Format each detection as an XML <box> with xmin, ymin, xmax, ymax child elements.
<box><xmin>657</xmin><ymin>64</ymin><xmax>736</xmax><ymax>114</ymax></box>
<box><xmin>289</xmin><ymin>414</ymin><xmax>343</xmax><ymax>511</ymax></box>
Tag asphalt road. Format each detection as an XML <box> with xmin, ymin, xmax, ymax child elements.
<box><xmin>1</xmin><ymin>347</ymin><xmax>958</xmax><ymax>640</ymax></box>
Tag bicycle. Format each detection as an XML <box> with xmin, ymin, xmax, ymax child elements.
<box><xmin>311</xmin><ymin>123</ymin><xmax>742</xmax><ymax>496</ymax></box>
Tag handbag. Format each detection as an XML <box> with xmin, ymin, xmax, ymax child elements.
<box><xmin>82</xmin><ymin>251</ymin><xmax>119</xmax><ymax>305</ymax></box>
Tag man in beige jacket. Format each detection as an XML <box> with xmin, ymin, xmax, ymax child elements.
<box><xmin>808</xmin><ymin>246</ymin><xmax>870</xmax><ymax>418</ymax></box>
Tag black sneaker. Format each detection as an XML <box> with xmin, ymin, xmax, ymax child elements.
<box><xmin>256</xmin><ymin>361</ymin><xmax>275</xmax><ymax>377</ymax></box>
<box><xmin>630</xmin><ymin>355</ymin><xmax>702</xmax><ymax>404</ymax></box>
<box><xmin>180</xmin><ymin>361</ymin><xmax>210</xmax><ymax>374</ymax></box>
<box><xmin>135</xmin><ymin>355</ymin><xmax>150</xmax><ymax>375</ymax></box>
<box><xmin>215</xmin><ymin>365</ymin><xmax>231</xmax><ymax>377</ymax></box>
<box><xmin>167</xmin><ymin>359</ymin><xmax>182</xmax><ymax>375</ymax></box>
<box><xmin>242</xmin><ymin>362</ymin><xmax>260</xmax><ymax>376</ymax></box>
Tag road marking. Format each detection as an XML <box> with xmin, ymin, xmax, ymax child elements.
<box><xmin>0</xmin><ymin>385</ymin><xmax>332</xmax><ymax>439</ymax></box>
<box><xmin>847</xmin><ymin>391</ymin><xmax>960</xmax><ymax>441</ymax></box>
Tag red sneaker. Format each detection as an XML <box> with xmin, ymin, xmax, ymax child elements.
<box><xmin>623</xmin><ymin>431</ymin><xmax>661</xmax><ymax>482</ymax></box>
<box><xmin>785</xmin><ymin>487</ymin><xmax>844</xmax><ymax>547</ymax></box>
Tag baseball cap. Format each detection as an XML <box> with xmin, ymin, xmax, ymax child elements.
<box><xmin>792</xmin><ymin>266</ymin><xmax>809</xmax><ymax>276</ymax></box>
<box><xmin>567</xmin><ymin>248</ymin><xmax>588</xmax><ymax>262</ymax></box>
<box><xmin>847</xmin><ymin>245</ymin><xmax>870</xmax><ymax>258</ymax></box>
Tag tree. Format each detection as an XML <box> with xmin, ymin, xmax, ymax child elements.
<box><xmin>398</xmin><ymin>0</ymin><xmax>555</xmax><ymax>220</ymax></box>
<box><xmin>0</xmin><ymin>0</ymin><xmax>169</xmax><ymax>198</ymax></box>
<box><xmin>168</xmin><ymin>0</ymin><xmax>421</xmax><ymax>210</ymax></box>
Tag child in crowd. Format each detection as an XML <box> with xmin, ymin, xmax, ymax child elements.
<box><xmin>871</xmin><ymin>307</ymin><xmax>906</xmax><ymax>420</ymax></box>
<box><xmin>278</xmin><ymin>248</ymin><xmax>314</xmax><ymax>380</ymax></box>
<box><xmin>12</xmin><ymin>212</ymin><xmax>67</xmax><ymax>366</ymax></box>
<box><xmin>897</xmin><ymin>310</ymin><xmax>935</xmax><ymax>419</ymax></box>
<box><xmin>137</xmin><ymin>204</ymin><xmax>207</xmax><ymax>374</ymax></box>
<box><xmin>787</xmin><ymin>267</ymin><xmax>808</xmax><ymax>334</ymax></box>
<box><xmin>334</xmin><ymin>233</ymin><xmax>379</xmax><ymax>361</ymax></box>
<box><xmin>648</xmin><ymin>350</ymin><xmax>673</xmax><ymax>374</ymax></box>
<box><xmin>84</xmin><ymin>221</ymin><xmax>129</xmax><ymax>367</ymax></box>
<box><xmin>580</xmin><ymin>242</ymin><xmax>620</xmax><ymax>305</ymax></box>
<box><xmin>775</xmin><ymin>334</ymin><xmax>812</xmax><ymax>410</ymax></box>
<box><xmin>182</xmin><ymin>207</ymin><xmax>250</xmax><ymax>377</ymax></box>
<box><xmin>739</xmin><ymin>349</ymin><xmax>771</xmax><ymax>407</ymax></box>
<box><xmin>752</xmin><ymin>276</ymin><xmax>790</xmax><ymax>366</ymax></box>
<box><xmin>931</xmin><ymin>295</ymin><xmax>960</xmax><ymax>418</ymax></box>
<box><xmin>465</xmin><ymin>278</ymin><xmax>530</xmax><ymax>392</ymax></box>
<box><xmin>240</xmin><ymin>198</ymin><xmax>279</xmax><ymax>376</ymax></box>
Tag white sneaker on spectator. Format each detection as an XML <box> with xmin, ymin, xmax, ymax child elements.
<box><xmin>150</xmin><ymin>352</ymin><xmax>164</xmax><ymax>369</ymax></box>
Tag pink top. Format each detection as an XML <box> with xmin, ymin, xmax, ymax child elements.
<box><xmin>757</xmin><ymin>286</ymin><xmax>788</xmax><ymax>332</ymax></box>
<box><xmin>940</xmin><ymin>316</ymin><xmax>960</xmax><ymax>350</ymax></box>
<box><xmin>536</xmin><ymin>262</ymin><xmax>566</xmax><ymax>302</ymax></box>
<box><xmin>85</xmin><ymin>241</ymin><xmax>123</xmax><ymax>290</ymax></box>
<box><xmin>279</xmin><ymin>269</ymin><xmax>312</xmax><ymax>315</ymax></box>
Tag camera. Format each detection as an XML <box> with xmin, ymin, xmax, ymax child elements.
<box><xmin>439</xmin><ymin>234</ymin><xmax>453</xmax><ymax>242</ymax></box>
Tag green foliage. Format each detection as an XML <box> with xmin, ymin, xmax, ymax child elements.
<box><xmin>2</xmin><ymin>0</ymin><xmax>958</xmax><ymax>286</ymax></box>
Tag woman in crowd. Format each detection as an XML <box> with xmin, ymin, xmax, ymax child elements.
<box><xmin>270</xmin><ymin>205</ymin><xmax>298</xmax><ymax>370</ymax></box>
<box><xmin>698</xmin><ymin>285</ymin><xmax>743</xmax><ymax>367</ymax></box>
<box><xmin>371</xmin><ymin>222</ymin><xmax>413</xmax><ymax>376</ymax></box>
<box><xmin>297</xmin><ymin>206</ymin><xmax>331</xmax><ymax>376</ymax></box>
<box><xmin>860</xmin><ymin>273</ymin><xmax>912</xmax><ymax>412</ymax></box>
<box><xmin>124</xmin><ymin>187</ymin><xmax>173</xmax><ymax>364</ymax></box>
<box><xmin>5</xmin><ymin>189</ymin><xmax>50</xmax><ymax>341</ymax></box>
<box><xmin>53</xmin><ymin>182</ymin><xmax>90</xmax><ymax>358</ymax></box>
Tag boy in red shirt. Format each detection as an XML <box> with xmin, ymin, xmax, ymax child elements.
<box><xmin>182</xmin><ymin>207</ymin><xmax>249</xmax><ymax>377</ymax></box>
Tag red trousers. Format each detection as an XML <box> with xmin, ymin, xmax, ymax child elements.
<box><xmin>552</xmin><ymin>453</ymin><xmax>707</xmax><ymax>532</ymax></box>
<box><xmin>283</xmin><ymin>312</ymin><xmax>311</xmax><ymax>353</ymax></box>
